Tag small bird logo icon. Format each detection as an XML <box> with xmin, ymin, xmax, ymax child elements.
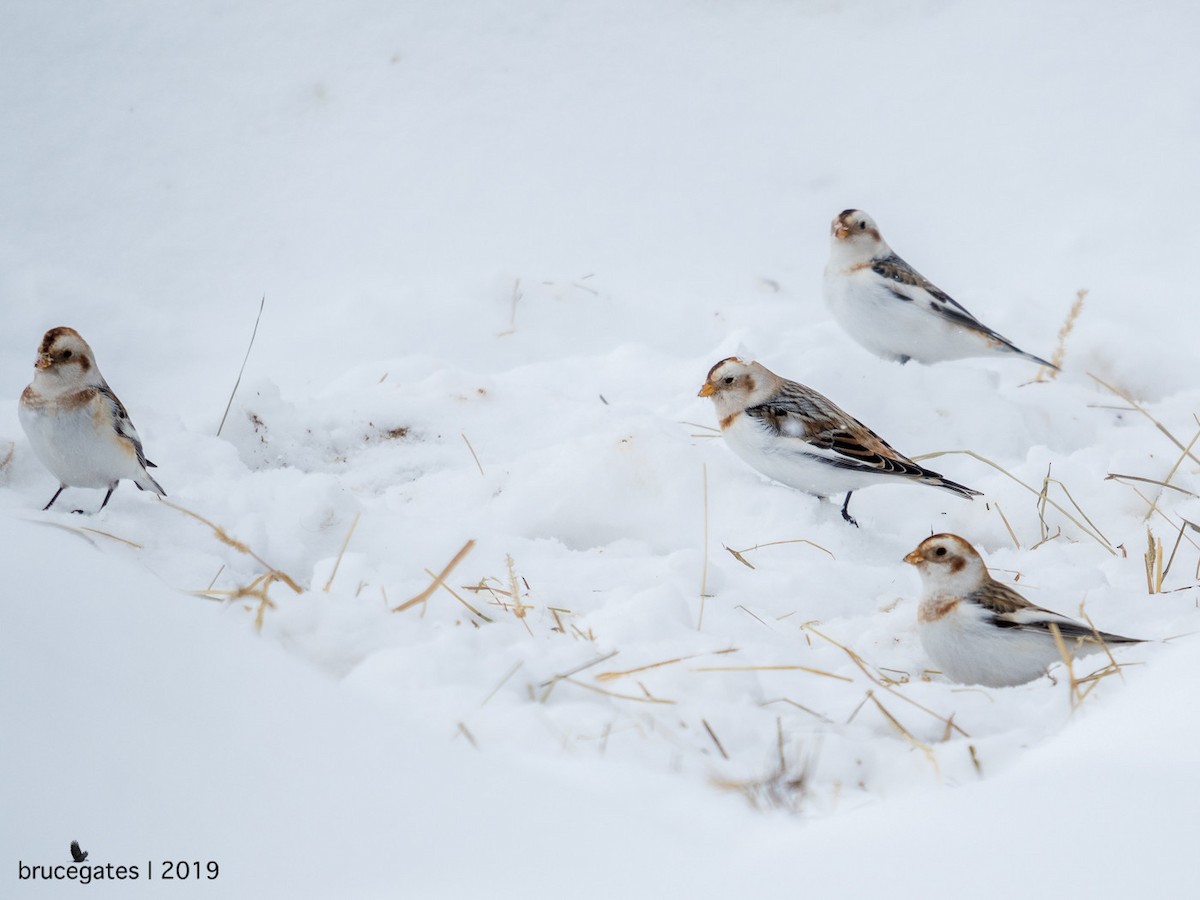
<box><xmin>70</xmin><ymin>840</ymin><xmax>88</xmax><ymax>863</ymax></box>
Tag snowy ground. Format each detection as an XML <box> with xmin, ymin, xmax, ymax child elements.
<box><xmin>3</xmin><ymin>1</ymin><xmax>1200</xmax><ymax>896</ymax></box>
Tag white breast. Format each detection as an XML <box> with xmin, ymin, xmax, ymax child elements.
<box><xmin>919</xmin><ymin>600</ymin><xmax>1076</xmax><ymax>688</ymax></box>
<box><xmin>19</xmin><ymin>397</ymin><xmax>143</xmax><ymax>489</ymax></box>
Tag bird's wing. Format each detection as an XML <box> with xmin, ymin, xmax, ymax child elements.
<box><xmin>96</xmin><ymin>384</ymin><xmax>154</xmax><ymax>469</ymax></box>
<box><xmin>745</xmin><ymin>380</ymin><xmax>927</xmax><ymax>477</ymax></box>
<box><xmin>973</xmin><ymin>581</ymin><xmax>1135</xmax><ymax>642</ymax></box>
<box><xmin>871</xmin><ymin>254</ymin><xmax>1026</xmax><ymax>344</ymax></box>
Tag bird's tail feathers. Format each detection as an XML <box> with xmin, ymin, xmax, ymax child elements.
<box><xmin>135</xmin><ymin>472</ymin><xmax>167</xmax><ymax>497</ymax></box>
<box><xmin>925</xmin><ymin>473</ymin><xmax>981</xmax><ymax>500</ymax></box>
<box><xmin>1019</xmin><ymin>349</ymin><xmax>1059</xmax><ymax>370</ymax></box>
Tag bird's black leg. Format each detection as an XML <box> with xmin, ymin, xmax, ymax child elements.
<box><xmin>43</xmin><ymin>485</ymin><xmax>66</xmax><ymax>511</ymax></box>
<box><xmin>95</xmin><ymin>484</ymin><xmax>117</xmax><ymax>513</ymax></box>
<box><xmin>840</xmin><ymin>491</ymin><xmax>859</xmax><ymax>528</ymax></box>
<box><xmin>74</xmin><ymin>484</ymin><xmax>117</xmax><ymax>515</ymax></box>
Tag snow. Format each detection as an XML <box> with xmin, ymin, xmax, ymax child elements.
<box><xmin>3</xmin><ymin>0</ymin><xmax>1200</xmax><ymax>896</ymax></box>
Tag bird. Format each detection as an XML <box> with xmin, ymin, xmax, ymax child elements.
<box><xmin>697</xmin><ymin>357</ymin><xmax>980</xmax><ymax>525</ymax></box>
<box><xmin>822</xmin><ymin>209</ymin><xmax>1057</xmax><ymax>368</ymax></box>
<box><xmin>904</xmin><ymin>533</ymin><xmax>1142</xmax><ymax>687</ymax></box>
<box><xmin>70</xmin><ymin>840</ymin><xmax>88</xmax><ymax>863</ymax></box>
<box><xmin>18</xmin><ymin>326</ymin><xmax>166</xmax><ymax>514</ymax></box>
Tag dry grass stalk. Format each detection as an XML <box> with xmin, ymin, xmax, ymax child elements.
<box><xmin>724</xmin><ymin>538</ymin><xmax>835</xmax><ymax>569</ymax></box>
<box><xmin>424</xmin><ymin>567</ymin><xmax>493</xmax><ymax>622</ymax></box>
<box><xmin>461</xmin><ymin>432</ymin><xmax>486</xmax><ymax>476</ymax></box>
<box><xmin>1047</xmin><ymin>621</ymin><xmax>1127</xmax><ymax>710</ymax></box>
<box><xmin>713</xmin><ymin>724</ymin><xmax>814</xmax><ymax>813</ymax></box>
<box><xmin>912</xmin><ymin>449</ymin><xmax>1114</xmax><ymax>554</ymax></box>
<box><xmin>560</xmin><ymin>676</ymin><xmax>675</xmax><ymax>705</ymax></box>
<box><xmin>693</xmin><ymin>663</ymin><xmax>853</xmax><ymax>682</ymax></box>
<box><xmin>480</xmin><ymin>661</ymin><xmax>523</xmax><ymax>707</ymax></box>
<box><xmin>1036</xmin><ymin>464</ymin><xmax>1052</xmax><ymax>543</ymax></box>
<box><xmin>1161</xmin><ymin>519</ymin><xmax>1189</xmax><ymax>582</ymax></box>
<box><xmin>160</xmin><ymin>497</ymin><xmax>302</xmax><ymax>593</ymax></box>
<box><xmin>455</xmin><ymin>722</ymin><xmax>478</xmax><ymax>748</ymax></box>
<box><xmin>968</xmin><ymin>744</ymin><xmax>983</xmax><ymax>776</ymax></box>
<box><xmin>761</xmin><ymin>697</ymin><xmax>834</xmax><ymax>723</ymax></box>
<box><xmin>702</xmin><ymin>719</ymin><xmax>730</xmax><ymax>760</ymax></box>
<box><xmin>1105</xmin><ymin>473</ymin><xmax>1197</xmax><ymax>498</ymax></box>
<box><xmin>737</xmin><ymin>605</ymin><xmax>771</xmax><ymax>627</ymax></box>
<box><xmin>76</xmin><ymin>526</ymin><xmax>143</xmax><ymax>549</ymax></box>
<box><xmin>1114</xmin><ymin>483</ymin><xmax>1200</xmax><ymax>566</ymax></box>
<box><xmin>194</xmin><ymin>571</ymin><xmax>292</xmax><ymax>631</ymax></box>
<box><xmin>207</xmin><ymin>564</ymin><xmax>226</xmax><ymax>592</ymax></box>
<box><xmin>1035</xmin><ymin>288</ymin><xmax>1086</xmax><ymax>382</ymax></box>
<box><xmin>506</xmin><ymin>555</ymin><xmax>530</xmax><ymax>620</ymax></box>
<box><xmin>1144</xmin><ymin>528</ymin><xmax>1165</xmax><ymax>594</ymax></box>
<box><xmin>992</xmin><ymin>500</ymin><xmax>1021</xmax><ymax>549</ymax></box>
<box><xmin>596</xmin><ymin>653</ymin><xmax>702</xmax><ymax>682</ymax></box>
<box><xmin>804</xmin><ymin>625</ymin><xmax>969</xmax><ymax>738</ymax></box>
<box><xmin>538</xmin><ymin>650</ymin><xmax>620</xmax><ymax>700</ymax></box>
<box><xmin>1090</xmin><ymin>374</ymin><xmax>1200</xmax><ymax>466</ymax></box>
<box><xmin>699</xmin><ymin>463</ymin><xmax>709</xmax><ymax>630</ymax></box>
<box><xmin>217</xmin><ymin>294</ymin><xmax>266</xmax><ymax>437</ymax></box>
<box><xmin>392</xmin><ymin>539</ymin><xmax>475</xmax><ymax>612</ymax></box>
<box><xmin>322</xmin><ymin>511</ymin><xmax>361</xmax><ymax>592</ymax></box>
<box><xmin>497</xmin><ymin>277</ymin><xmax>521</xmax><ymax>337</ymax></box>
<box><xmin>1147</xmin><ymin>422</ymin><xmax>1200</xmax><ymax>521</ymax></box>
<box><xmin>866</xmin><ymin>690</ymin><xmax>939</xmax><ymax>774</ymax></box>
<box><xmin>0</xmin><ymin>440</ymin><xmax>13</xmax><ymax>472</ymax></box>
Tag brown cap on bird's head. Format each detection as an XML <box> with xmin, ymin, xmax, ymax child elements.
<box><xmin>34</xmin><ymin>326</ymin><xmax>93</xmax><ymax>373</ymax></box>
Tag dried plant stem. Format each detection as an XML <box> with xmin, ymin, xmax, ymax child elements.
<box><xmin>804</xmin><ymin>625</ymin><xmax>969</xmax><ymax>738</ymax></box>
<box><xmin>323</xmin><ymin>512</ymin><xmax>360</xmax><ymax>592</ymax></box>
<box><xmin>1089</xmin><ymin>374</ymin><xmax>1200</xmax><ymax>467</ymax></box>
<box><xmin>702</xmin><ymin>719</ymin><xmax>730</xmax><ymax>760</ymax></box>
<box><xmin>561</xmin><ymin>677</ymin><xmax>675</xmax><ymax>705</ymax></box>
<box><xmin>992</xmin><ymin>500</ymin><xmax>1020</xmax><ymax>549</ymax></box>
<box><xmin>912</xmin><ymin>449</ymin><xmax>1113</xmax><ymax>554</ymax></box>
<box><xmin>393</xmin><ymin>540</ymin><xmax>476</xmax><ymax>612</ymax></box>
<box><xmin>725</xmin><ymin>538</ymin><xmax>835</xmax><ymax>569</ymax></box>
<box><xmin>461</xmin><ymin>433</ymin><xmax>485</xmax><ymax>476</ymax></box>
<box><xmin>693</xmin><ymin>664</ymin><xmax>852</xmax><ymax>682</ymax></box>
<box><xmin>1035</xmin><ymin>288</ymin><xmax>1086</xmax><ymax>381</ymax></box>
<box><xmin>424</xmin><ymin>567</ymin><xmax>493</xmax><ymax>622</ymax></box>
<box><xmin>217</xmin><ymin>294</ymin><xmax>265</xmax><ymax>437</ymax></box>
<box><xmin>78</xmin><ymin>526</ymin><xmax>143</xmax><ymax>549</ymax></box>
<box><xmin>160</xmin><ymin>497</ymin><xmax>301</xmax><ymax>592</ymax></box>
<box><xmin>866</xmin><ymin>691</ymin><xmax>938</xmax><ymax>774</ymax></box>
<box><xmin>699</xmin><ymin>463</ymin><xmax>709</xmax><ymax>630</ymax></box>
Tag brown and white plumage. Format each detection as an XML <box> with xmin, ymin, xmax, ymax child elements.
<box><xmin>905</xmin><ymin>534</ymin><xmax>1141</xmax><ymax>687</ymax></box>
<box><xmin>698</xmin><ymin>357</ymin><xmax>979</xmax><ymax>525</ymax></box>
<box><xmin>18</xmin><ymin>327</ymin><xmax>165</xmax><ymax>513</ymax></box>
<box><xmin>823</xmin><ymin>209</ymin><xmax>1057</xmax><ymax>367</ymax></box>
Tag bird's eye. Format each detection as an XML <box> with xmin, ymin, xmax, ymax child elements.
<box><xmin>934</xmin><ymin>546</ymin><xmax>947</xmax><ymax>557</ymax></box>
<box><xmin>722</xmin><ymin>377</ymin><xmax>735</xmax><ymax>385</ymax></box>
<box><xmin>858</xmin><ymin>221</ymin><xmax>867</xmax><ymax>230</ymax></box>
<box><xmin>61</xmin><ymin>350</ymin><xmax>72</xmax><ymax>359</ymax></box>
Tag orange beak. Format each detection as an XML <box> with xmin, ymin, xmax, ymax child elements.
<box><xmin>697</xmin><ymin>382</ymin><xmax>716</xmax><ymax>397</ymax></box>
<box><xmin>833</xmin><ymin>224</ymin><xmax>850</xmax><ymax>239</ymax></box>
<box><xmin>903</xmin><ymin>550</ymin><xmax>923</xmax><ymax>565</ymax></box>
<box><xmin>34</xmin><ymin>354</ymin><xmax>53</xmax><ymax>369</ymax></box>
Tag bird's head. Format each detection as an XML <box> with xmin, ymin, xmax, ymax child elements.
<box><xmin>33</xmin><ymin>327</ymin><xmax>98</xmax><ymax>384</ymax></box>
<box><xmin>830</xmin><ymin>208</ymin><xmax>884</xmax><ymax>246</ymax></box>
<box><xmin>904</xmin><ymin>533</ymin><xmax>988</xmax><ymax>594</ymax></box>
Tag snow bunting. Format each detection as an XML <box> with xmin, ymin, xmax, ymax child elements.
<box><xmin>904</xmin><ymin>534</ymin><xmax>1141</xmax><ymax>687</ymax></box>
<box><xmin>18</xmin><ymin>327</ymin><xmax>166</xmax><ymax>513</ymax></box>
<box><xmin>698</xmin><ymin>357</ymin><xmax>979</xmax><ymax>525</ymax></box>
<box><xmin>823</xmin><ymin>209</ymin><xmax>1057</xmax><ymax>367</ymax></box>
